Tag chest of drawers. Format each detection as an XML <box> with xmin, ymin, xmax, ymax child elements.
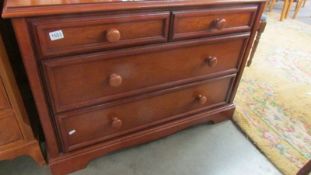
<box><xmin>2</xmin><ymin>0</ymin><xmax>265</xmax><ymax>174</ymax></box>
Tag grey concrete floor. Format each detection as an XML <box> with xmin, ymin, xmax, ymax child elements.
<box><xmin>0</xmin><ymin>121</ymin><xmax>282</xmax><ymax>175</ymax></box>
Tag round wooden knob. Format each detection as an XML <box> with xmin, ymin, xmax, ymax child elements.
<box><xmin>197</xmin><ymin>94</ymin><xmax>208</xmax><ymax>105</ymax></box>
<box><xmin>106</xmin><ymin>28</ymin><xmax>121</xmax><ymax>43</ymax></box>
<box><xmin>112</xmin><ymin>117</ymin><xmax>122</xmax><ymax>129</ymax></box>
<box><xmin>206</xmin><ymin>56</ymin><xmax>218</xmax><ymax>67</ymax></box>
<box><xmin>214</xmin><ymin>18</ymin><xmax>226</xmax><ymax>30</ymax></box>
<box><xmin>109</xmin><ymin>73</ymin><xmax>122</xmax><ymax>87</ymax></box>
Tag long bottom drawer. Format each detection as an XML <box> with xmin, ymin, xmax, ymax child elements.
<box><xmin>57</xmin><ymin>75</ymin><xmax>235</xmax><ymax>152</ymax></box>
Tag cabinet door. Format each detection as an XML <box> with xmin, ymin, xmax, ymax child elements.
<box><xmin>0</xmin><ymin>77</ymin><xmax>22</xmax><ymax>146</ymax></box>
<box><xmin>0</xmin><ymin>77</ymin><xmax>10</xmax><ymax>111</ymax></box>
<box><xmin>0</xmin><ymin>115</ymin><xmax>22</xmax><ymax>146</ymax></box>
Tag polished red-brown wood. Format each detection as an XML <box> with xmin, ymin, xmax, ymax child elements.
<box><xmin>43</xmin><ymin>34</ymin><xmax>248</xmax><ymax>113</ymax></box>
<box><xmin>3</xmin><ymin>0</ymin><xmax>265</xmax><ymax>18</ymax></box>
<box><xmin>106</xmin><ymin>28</ymin><xmax>121</xmax><ymax>43</ymax></box>
<box><xmin>3</xmin><ymin>1</ymin><xmax>266</xmax><ymax>174</ymax></box>
<box><xmin>50</xmin><ymin>105</ymin><xmax>235</xmax><ymax>175</ymax></box>
<box><xmin>172</xmin><ymin>5</ymin><xmax>257</xmax><ymax>40</ymax></box>
<box><xmin>30</xmin><ymin>12</ymin><xmax>170</xmax><ymax>58</ymax></box>
<box><xmin>57</xmin><ymin>75</ymin><xmax>234</xmax><ymax>152</ymax></box>
<box><xmin>12</xmin><ymin>18</ymin><xmax>60</xmax><ymax>159</ymax></box>
<box><xmin>109</xmin><ymin>73</ymin><xmax>123</xmax><ymax>87</ymax></box>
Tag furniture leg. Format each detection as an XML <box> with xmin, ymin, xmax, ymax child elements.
<box><xmin>280</xmin><ymin>0</ymin><xmax>289</xmax><ymax>21</ymax></box>
<box><xmin>285</xmin><ymin>0</ymin><xmax>294</xmax><ymax>18</ymax></box>
<box><xmin>247</xmin><ymin>16</ymin><xmax>267</xmax><ymax>66</ymax></box>
<box><xmin>269</xmin><ymin>0</ymin><xmax>277</xmax><ymax>11</ymax></box>
<box><xmin>293</xmin><ymin>0</ymin><xmax>304</xmax><ymax>18</ymax></box>
<box><xmin>263</xmin><ymin>0</ymin><xmax>270</xmax><ymax>11</ymax></box>
<box><xmin>302</xmin><ymin>0</ymin><xmax>307</xmax><ymax>7</ymax></box>
<box><xmin>28</xmin><ymin>140</ymin><xmax>46</xmax><ymax>166</ymax></box>
<box><xmin>0</xmin><ymin>140</ymin><xmax>45</xmax><ymax>166</ymax></box>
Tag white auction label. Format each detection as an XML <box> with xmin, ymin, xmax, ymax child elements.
<box><xmin>49</xmin><ymin>30</ymin><xmax>64</xmax><ymax>41</ymax></box>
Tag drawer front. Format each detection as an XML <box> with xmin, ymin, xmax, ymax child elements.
<box><xmin>31</xmin><ymin>12</ymin><xmax>170</xmax><ymax>58</ymax></box>
<box><xmin>57</xmin><ymin>75</ymin><xmax>234</xmax><ymax>151</ymax></box>
<box><xmin>0</xmin><ymin>114</ymin><xmax>23</xmax><ymax>146</ymax></box>
<box><xmin>172</xmin><ymin>5</ymin><xmax>257</xmax><ymax>40</ymax></box>
<box><xmin>43</xmin><ymin>34</ymin><xmax>249</xmax><ymax>113</ymax></box>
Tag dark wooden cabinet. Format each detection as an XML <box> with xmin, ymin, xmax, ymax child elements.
<box><xmin>2</xmin><ymin>0</ymin><xmax>265</xmax><ymax>174</ymax></box>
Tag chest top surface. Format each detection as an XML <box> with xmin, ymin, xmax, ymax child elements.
<box><xmin>3</xmin><ymin>0</ymin><xmax>265</xmax><ymax>18</ymax></box>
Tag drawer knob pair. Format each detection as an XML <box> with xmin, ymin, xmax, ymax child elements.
<box><xmin>206</xmin><ymin>56</ymin><xmax>218</xmax><ymax>67</ymax></box>
<box><xmin>197</xmin><ymin>94</ymin><xmax>208</xmax><ymax>105</ymax></box>
<box><xmin>106</xmin><ymin>28</ymin><xmax>121</xmax><ymax>43</ymax></box>
<box><xmin>112</xmin><ymin>117</ymin><xmax>123</xmax><ymax>129</ymax></box>
<box><xmin>109</xmin><ymin>73</ymin><xmax>123</xmax><ymax>87</ymax></box>
<box><xmin>214</xmin><ymin>18</ymin><xmax>227</xmax><ymax>30</ymax></box>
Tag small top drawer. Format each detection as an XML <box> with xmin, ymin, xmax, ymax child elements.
<box><xmin>30</xmin><ymin>12</ymin><xmax>170</xmax><ymax>58</ymax></box>
<box><xmin>172</xmin><ymin>5</ymin><xmax>257</xmax><ymax>40</ymax></box>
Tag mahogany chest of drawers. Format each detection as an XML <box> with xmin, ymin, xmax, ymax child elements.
<box><xmin>2</xmin><ymin>0</ymin><xmax>265</xmax><ymax>174</ymax></box>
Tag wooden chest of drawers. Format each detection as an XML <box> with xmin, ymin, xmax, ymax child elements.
<box><xmin>2</xmin><ymin>0</ymin><xmax>265</xmax><ymax>174</ymax></box>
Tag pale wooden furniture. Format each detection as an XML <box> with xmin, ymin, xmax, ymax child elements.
<box><xmin>268</xmin><ymin>0</ymin><xmax>287</xmax><ymax>20</ymax></box>
<box><xmin>2</xmin><ymin>0</ymin><xmax>265</xmax><ymax>174</ymax></box>
<box><xmin>0</xmin><ymin>32</ymin><xmax>45</xmax><ymax>165</ymax></box>
<box><xmin>284</xmin><ymin>0</ymin><xmax>306</xmax><ymax>18</ymax></box>
<box><xmin>268</xmin><ymin>0</ymin><xmax>307</xmax><ymax>20</ymax></box>
<box><xmin>292</xmin><ymin>0</ymin><xmax>307</xmax><ymax>18</ymax></box>
<box><xmin>268</xmin><ymin>0</ymin><xmax>289</xmax><ymax>20</ymax></box>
